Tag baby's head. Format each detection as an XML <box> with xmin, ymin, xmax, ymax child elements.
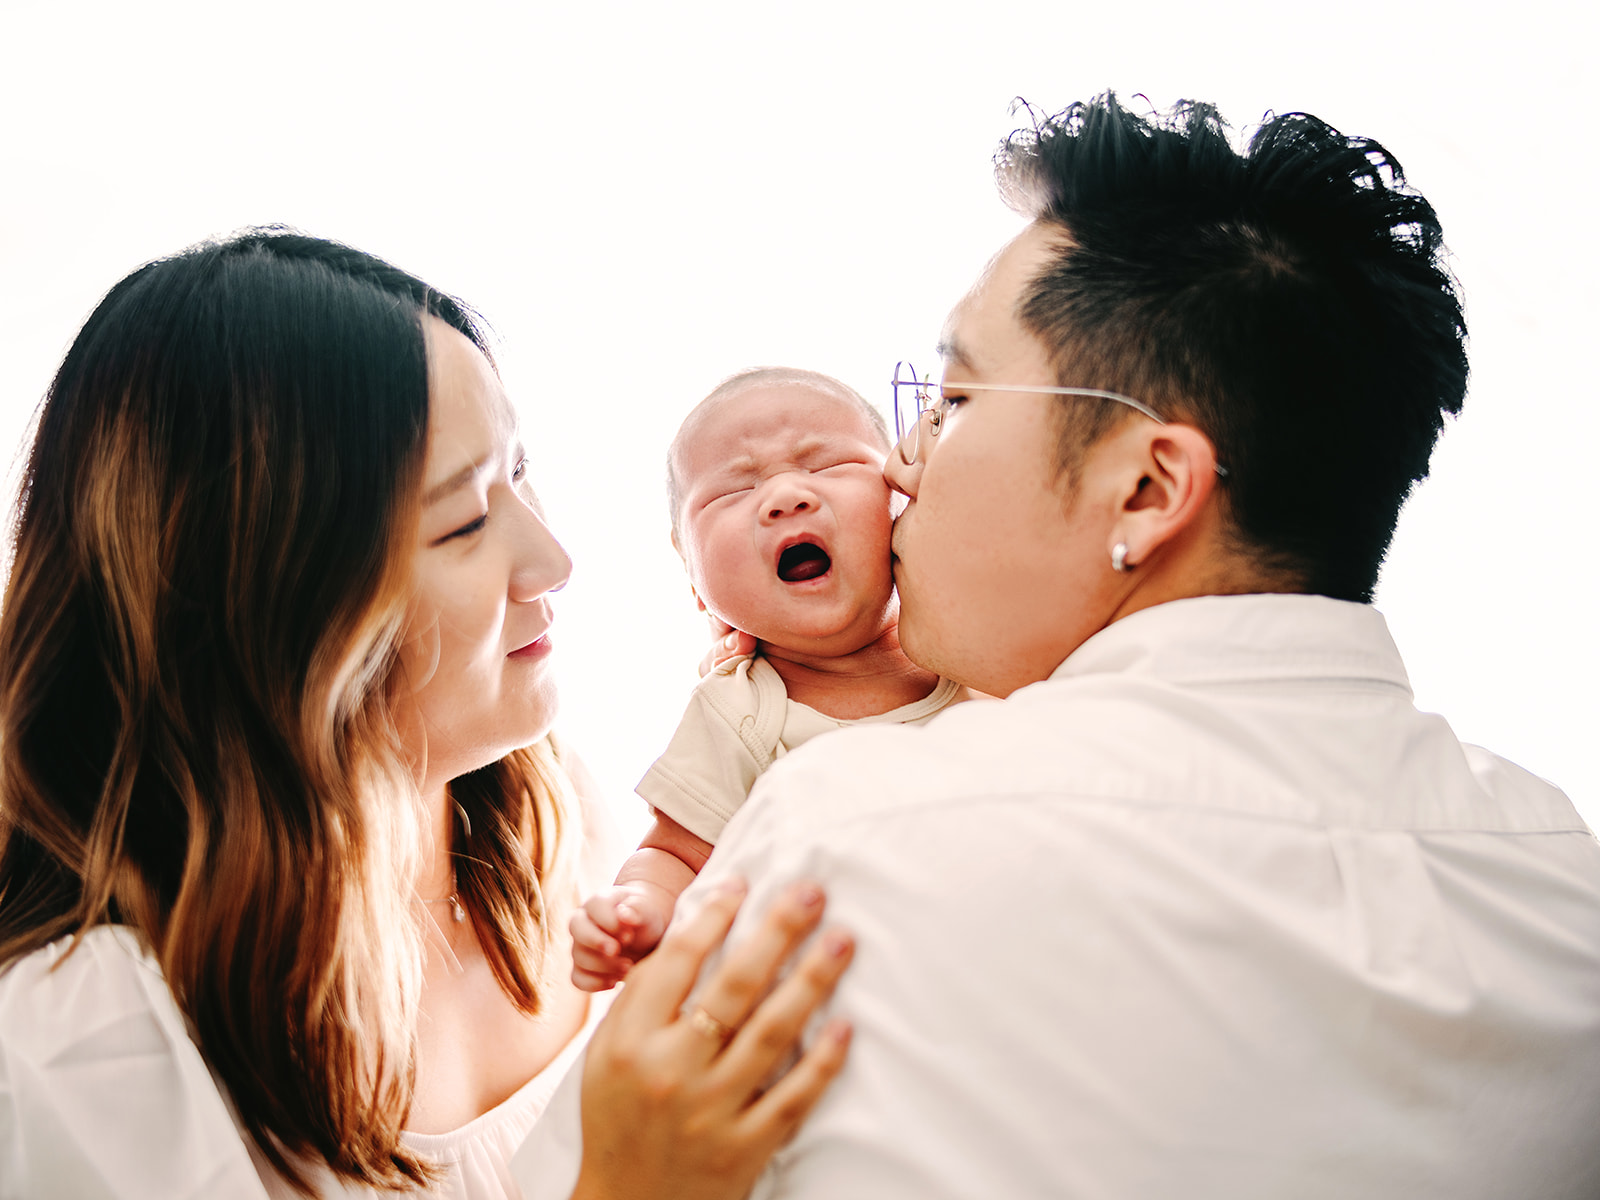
<box><xmin>668</xmin><ymin>368</ymin><xmax>896</xmax><ymax>658</ymax></box>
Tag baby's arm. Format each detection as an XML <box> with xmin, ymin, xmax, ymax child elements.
<box><xmin>570</xmin><ymin>811</ymin><xmax>715</xmax><ymax>992</ymax></box>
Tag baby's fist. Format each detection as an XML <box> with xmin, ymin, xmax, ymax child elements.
<box><xmin>569</xmin><ymin>885</ymin><xmax>669</xmax><ymax>992</ymax></box>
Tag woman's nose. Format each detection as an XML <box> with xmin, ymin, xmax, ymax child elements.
<box><xmin>509</xmin><ymin>506</ymin><xmax>572</xmax><ymax>602</ymax></box>
<box><xmin>758</xmin><ymin>473</ymin><xmax>820</xmax><ymax>524</ymax></box>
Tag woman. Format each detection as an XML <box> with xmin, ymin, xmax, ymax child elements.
<box><xmin>0</xmin><ymin>230</ymin><xmax>851</xmax><ymax>1198</ymax></box>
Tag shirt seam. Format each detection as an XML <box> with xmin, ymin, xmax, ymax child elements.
<box><xmin>765</xmin><ymin>786</ymin><xmax>1591</xmax><ymax>838</ymax></box>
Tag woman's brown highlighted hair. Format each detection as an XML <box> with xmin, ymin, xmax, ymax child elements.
<box><xmin>0</xmin><ymin>230</ymin><xmax>573</xmax><ymax>1192</ymax></box>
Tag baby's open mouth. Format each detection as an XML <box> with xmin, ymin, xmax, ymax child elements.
<box><xmin>777</xmin><ymin>542</ymin><xmax>832</xmax><ymax>583</ymax></box>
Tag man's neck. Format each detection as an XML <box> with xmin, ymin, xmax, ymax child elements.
<box><xmin>1107</xmin><ymin>517</ymin><xmax>1311</xmax><ymax>630</ymax></box>
<box><xmin>759</xmin><ymin>625</ymin><xmax>942</xmax><ymax>720</ymax></box>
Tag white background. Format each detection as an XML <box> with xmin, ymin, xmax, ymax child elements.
<box><xmin>1</xmin><ymin>1</ymin><xmax>1593</xmax><ymax>838</ymax></box>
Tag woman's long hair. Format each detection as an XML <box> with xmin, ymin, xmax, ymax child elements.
<box><xmin>0</xmin><ymin>230</ymin><xmax>573</xmax><ymax>1192</ymax></box>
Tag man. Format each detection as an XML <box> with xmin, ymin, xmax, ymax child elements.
<box><xmin>523</xmin><ymin>95</ymin><xmax>1600</xmax><ymax>1198</ymax></box>
<box><xmin>697</xmin><ymin>95</ymin><xmax>1599</xmax><ymax>1198</ymax></box>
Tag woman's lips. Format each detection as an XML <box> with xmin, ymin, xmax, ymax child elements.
<box><xmin>507</xmin><ymin>633</ymin><xmax>553</xmax><ymax>660</ymax></box>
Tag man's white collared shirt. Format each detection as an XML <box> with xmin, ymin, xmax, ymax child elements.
<box><xmin>680</xmin><ymin>594</ymin><xmax>1600</xmax><ymax>1199</ymax></box>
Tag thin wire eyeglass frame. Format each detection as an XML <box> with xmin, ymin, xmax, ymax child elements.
<box><xmin>890</xmin><ymin>361</ymin><xmax>1228</xmax><ymax>476</ymax></box>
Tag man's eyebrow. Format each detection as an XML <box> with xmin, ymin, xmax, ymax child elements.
<box><xmin>935</xmin><ymin>337</ymin><xmax>977</xmax><ymax>373</ymax></box>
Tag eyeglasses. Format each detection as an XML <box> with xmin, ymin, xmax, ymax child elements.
<box><xmin>890</xmin><ymin>361</ymin><xmax>1227</xmax><ymax>476</ymax></box>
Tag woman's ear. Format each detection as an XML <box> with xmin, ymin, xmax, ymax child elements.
<box><xmin>1107</xmin><ymin>423</ymin><xmax>1221</xmax><ymax>570</ymax></box>
<box><xmin>397</xmin><ymin>608</ymin><xmax>443</xmax><ymax>691</ymax></box>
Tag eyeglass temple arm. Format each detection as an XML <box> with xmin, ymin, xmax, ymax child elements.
<box><xmin>891</xmin><ymin>377</ymin><xmax>1228</xmax><ymax>477</ymax></box>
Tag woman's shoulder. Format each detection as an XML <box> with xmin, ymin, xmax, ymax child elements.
<box><xmin>0</xmin><ymin>926</ymin><xmax>272</xmax><ymax>1199</ymax></box>
<box><xmin>0</xmin><ymin>925</ymin><xmax>167</xmax><ymax>1043</ymax></box>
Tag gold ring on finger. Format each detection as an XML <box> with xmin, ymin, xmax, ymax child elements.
<box><xmin>688</xmin><ymin>1005</ymin><xmax>737</xmax><ymax>1043</ymax></box>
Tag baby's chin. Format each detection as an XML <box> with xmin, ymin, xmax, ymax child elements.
<box><xmin>748</xmin><ymin>602</ymin><xmax>900</xmax><ymax>660</ymax></box>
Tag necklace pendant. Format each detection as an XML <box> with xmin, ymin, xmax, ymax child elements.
<box><xmin>449</xmin><ymin>895</ymin><xmax>466</xmax><ymax>924</ymax></box>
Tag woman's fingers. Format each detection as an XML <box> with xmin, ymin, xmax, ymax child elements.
<box><xmin>571</xmin><ymin>881</ymin><xmax>855</xmax><ymax>1200</ymax></box>
<box><xmin>684</xmin><ymin>880</ymin><xmax>827</xmax><ymax>1041</ymax></box>
<box><xmin>735</xmin><ymin>1016</ymin><xmax>853</xmax><ymax>1152</ymax></box>
<box><xmin>712</xmin><ymin>924</ymin><xmax>854</xmax><ymax>1093</ymax></box>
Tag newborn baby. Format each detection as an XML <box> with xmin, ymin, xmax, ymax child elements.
<box><xmin>570</xmin><ymin>367</ymin><xmax>966</xmax><ymax>991</ymax></box>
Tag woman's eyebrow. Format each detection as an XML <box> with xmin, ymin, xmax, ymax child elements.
<box><xmin>424</xmin><ymin>456</ymin><xmax>489</xmax><ymax>506</ymax></box>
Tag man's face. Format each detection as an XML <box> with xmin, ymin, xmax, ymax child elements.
<box><xmin>673</xmin><ymin>384</ymin><xmax>897</xmax><ymax>657</ymax></box>
<box><xmin>884</xmin><ymin>221</ymin><xmax>1119</xmax><ymax>696</ymax></box>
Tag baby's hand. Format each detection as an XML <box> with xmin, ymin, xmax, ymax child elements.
<box><xmin>569</xmin><ymin>884</ymin><xmax>675</xmax><ymax>992</ymax></box>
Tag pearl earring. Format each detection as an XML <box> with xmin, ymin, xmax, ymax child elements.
<box><xmin>1111</xmin><ymin>542</ymin><xmax>1130</xmax><ymax>573</ymax></box>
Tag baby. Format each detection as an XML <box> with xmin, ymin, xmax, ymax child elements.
<box><xmin>569</xmin><ymin>367</ymin><xmax>967</xmax><ymax>991</ymax></box>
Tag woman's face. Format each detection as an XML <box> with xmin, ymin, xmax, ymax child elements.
<box><xmin>398</xmin><ymin>318</ymin><xmax>571</xmax><ymax>795</ymax></box>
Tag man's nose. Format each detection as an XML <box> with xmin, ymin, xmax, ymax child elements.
<box><xmin>883</xmin><ymin>443</ymin><xmax>921</xmax><ymax>500</ymax></box>
<box><xmin>758</xmin><ymin>473</ymin><xmax>820</xmax><ymax>523</ymax></box>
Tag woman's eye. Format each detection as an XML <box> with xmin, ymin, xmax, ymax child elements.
<box><xmin>511</xmin><ymin>456</ymin><xmax>528</xmax><ymax>483</ymax></box>
<box><xmin>440</xmin><ymin>514</ymin><xmax>487</xmax><ymax>543</ymax></box>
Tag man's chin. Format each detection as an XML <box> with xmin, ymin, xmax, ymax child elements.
<box><xmin>893</xmin><ymin>613</ymin><xmax>940</xmax><ymax>675</ymax></box>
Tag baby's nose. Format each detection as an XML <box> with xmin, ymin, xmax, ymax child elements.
<box><xmin>759</xmin><ymin>474</ymin><xmax>819</xmax><ymax>522</ymax></box>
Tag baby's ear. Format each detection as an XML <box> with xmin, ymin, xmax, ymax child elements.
<box><xmin>670</xmin><ymin>529</ymin><xmax>703</xmax><ymax>610</ymax></box>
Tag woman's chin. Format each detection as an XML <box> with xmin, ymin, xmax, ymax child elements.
<box><xmin>489</xmin><ymin>704</ymin><xmax>562</xmax><ymax>765</ymax></box>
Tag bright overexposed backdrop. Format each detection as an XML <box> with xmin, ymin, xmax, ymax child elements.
<box><xmin>2</xmin><ymin>1</ymin><xmax>1593</xmax><ymax>837</ymax></box>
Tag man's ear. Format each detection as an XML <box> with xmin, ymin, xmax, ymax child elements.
<box><xmin>1109</xmin><ymin>423</ymin><xmax>1221</xmax><ymax>569</ymax></box>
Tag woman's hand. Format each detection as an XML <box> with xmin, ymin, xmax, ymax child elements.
<box><xmin>570</xmin><ymin>878</ymin><xmax>853</xmax><ymax>1200</ymax></box>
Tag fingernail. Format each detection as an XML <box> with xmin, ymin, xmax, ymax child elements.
<box><xmin>823</xmin><ymin>929</ymin><xmax>853</xmax><ymax>957</ymax></box>
<box><xmin>826</xmin><ymin>1018</ymin><xmax>853</xmax><ymax>1045</ymax></box>
<box><xmin>724</xmin><ymin>633</ymin><xmax>738</xmax><ymax>649</ymax></box>
<box><xmin>795</xmin><ymin>882</ymin><xmax>824</xmax><ymax>909</ymax></box>
<box><xmin>711</xmin><ymin>875</ymin><xmax>748</xmax><ymax>898</ymax></box>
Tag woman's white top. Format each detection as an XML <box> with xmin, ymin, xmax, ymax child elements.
<box><xmin>254</xmin><ymin>977</ymin><xmax>612</xmax><ymax>1200</ymax></box>
<box><xmin>0</xmin><ymin>925</ymin><xmax>272</xmax><ymax>1200</ymax></box>
<box><xmin>0</xmin><ymin>773</ymin><xmax>621</xmax><ymax>1199</ymax></box>
<box><xmin>0</xmin><ymin>921</ymin><xmax>612</xmax><ymax>1200</ymax></box>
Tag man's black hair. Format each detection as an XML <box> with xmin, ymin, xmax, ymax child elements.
<box><xmin>997</xmin><ymin>93</ymin><xmax>1468</xmax><ymax>601</ymax></box>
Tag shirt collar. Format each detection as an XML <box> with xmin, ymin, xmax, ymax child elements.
<box><xmin>1049</xmin><ymin>593</ymin><xmax>1413</xmax><ymax>696</ymax></box>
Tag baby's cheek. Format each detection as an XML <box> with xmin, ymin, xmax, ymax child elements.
<box><xmin>688</xmin><ymin>528</ymin><xmax>770</xmax><ymax>630</ymax></box>
<box><xmin>861</xmin><ymin>491</ymin><xmax>897</xmax><ymax>551</ymax></box>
